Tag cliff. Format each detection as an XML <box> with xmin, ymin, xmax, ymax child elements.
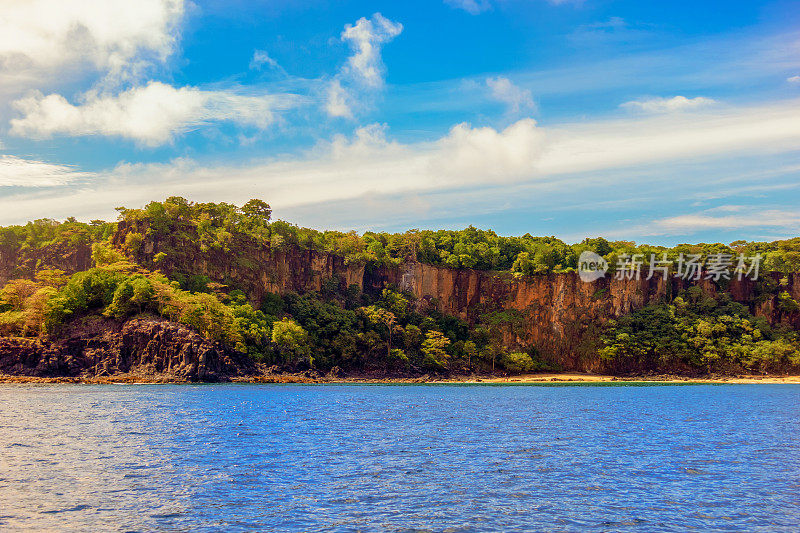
<box><xmin>107</xmin><ymin>221</ymin><xmax>800</xmax><ymax>372</ymax></box>
<box><xmin>2</xmin><ymin>220</ymin><xmax>797</xmax><ymax>375</ymax></box>
<box><xmin>371</xmin><ymin>262</ymin><xmax>799</xmax><ymax>371</ymax></box>
<box><xmin>112</xmin><ymin>220</ymin><xmax>365</xmax><ymax>304</ymax></box>
<box><xmin>0</xmin><ymin>240</ymin><xmax>92</xmax><ymax>287</ymax></box>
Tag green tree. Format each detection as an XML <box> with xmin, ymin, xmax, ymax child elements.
<box><xmin>271</xmin><ymin>318</ymin><xmax>311</xmax><ymax>364</ymax></box>
<box><xmin>241</xmin><ymin>199</ymin><xmax>272</xmax><ymax>224</ymax></box>
<box><xmin>421</xmin><ymin>330</ymin><xmax>451</xmax><ymax>370</ymax></box>
<box><xmin>105</xmin><ymin>275</ymin><xmax>154</xmax><ymax>318</ymax></box>
<box><xmin>502</xmin><ymin>351</ymin><xmax>535</xmax><ymax>373</ymax></box>
<box><xmin>361</xmin><ymin>305</ymin><xmax>397</xmax><ymax>360</ymax></box>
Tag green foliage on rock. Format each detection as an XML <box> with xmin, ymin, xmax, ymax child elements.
<box><xmin>2</xmin><ymin>197</ymin><xmax>800</xmax><ymax>378</ymax></box>
<box><xmin>601</xmin><ymin>290</ymin><xmax>800</xmax><ymax>374</ymax></box>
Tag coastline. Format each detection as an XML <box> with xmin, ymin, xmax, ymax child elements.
<box><xmin>2</xmin><ymin>372</ymin><xmax>799</xmax><ymax>385</ymax></box>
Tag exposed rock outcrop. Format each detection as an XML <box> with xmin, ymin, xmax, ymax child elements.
<box><xmin>0</xmin><ymin>318</ymin><xmax>256</xmax><ymax>381</ymax></box>
<box><xmin>0</xmin><ymin>241</ymin><xmax>92</xmax><ymax>287</ymax></box>
<box><xmin>369</xmin><ymin>261</ymin><xmax>800</xmax><ymax>370</ymax></box>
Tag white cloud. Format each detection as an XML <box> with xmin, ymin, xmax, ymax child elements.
<box><xmin>653</xmin><ymin>207</ymin><xmax>800</xmax><ymax>235</ymax></box>
<box><xmin>788</xmin><ymin>75</ymin><xmax>800</xmax><ymax>83</ymax></box>
<box><xmin>3</xmin><ymin>98</ymin><xmax>800</xmax><ymax>225</ymax></box>
<box><xmin>10</xmin><ymin>81</ymin><xmax>297</xmax><ymax>146</ymax></box>
<box><xmin>445</xmin><ymin>0</ymin><xmax>572</xmax><ymax>14</ymax></box>
<box><xmin>0</xmin><ymin>0</ymin><xmax>303</xmax><ymax>146</ymax></box>
<box><xmin>249</xmin><ymin>50</ymin><xmax>280</xmax><ymax>71</ymax></box>
<box><xmin>0</xmin><ymin>0</ymin><xmax>184</xmax><ymax>88</ymax></box>
<box><xmin>431</xmin><ymin>119</ymin><xmax>545</xmax><ymax>181</ymax></box>
<box><xmin>621</xmin><ymin>95</ymin><xmax>716</xmax><ymax>114</ymax></box>
<box><xmin>486</xmin><ymin>76</ymin><xmax>535</xmax><ymax>113</ymax></box>
<box><xmin>444</xmin><ymin>0</ymin><xmax>492</xmax><ymax>14</ymax></box>
<box><xmin>0</xmin><ymin>155</ymin><xmax>88</xmax><ymax>187</ymax></box>
<box><xmin>324</xmin><ymin>13</ymin><xmax>402</xmax><ymax>118</ymax></box>
<box><xmin>325</xmin><ymin>80</ymin><xmax>353</xmax><ymax>118</ymax></box>
<box><xmin>340</xmin><ymin>13</ymin><xmax>403</xmax><ymax>88</ymax></box>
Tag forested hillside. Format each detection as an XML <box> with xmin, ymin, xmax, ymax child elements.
<box><xmin>1</xmin><ymin>197</ymin><xmax>799</xmax><ymax>379</ymax></box>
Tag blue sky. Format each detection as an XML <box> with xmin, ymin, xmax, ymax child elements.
<box><xmin>1</xmin><ymin>0</ymin><xmax>799</xmax><ymax>244</ymax></box>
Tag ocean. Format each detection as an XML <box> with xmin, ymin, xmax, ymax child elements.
<box><xmin>1</xmin><ymin>383</ymin><xmax>798</xmax><ymax>532</ymax></box>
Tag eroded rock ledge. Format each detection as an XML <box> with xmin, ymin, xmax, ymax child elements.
<box><xmin>0</xmin><ymin>318</ymin><xmax>256</xmax><ymax>381</ymax></box>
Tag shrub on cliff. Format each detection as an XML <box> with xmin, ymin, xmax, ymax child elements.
<box><xmin>44</xmin><ymin>268</ymin><xmax>126</xmax><ymax>333</ymax></box>
<box><xmin>105</xmin><ymin>275</ymin><xmax>155</xmax><ymax>318</ymax></box>
<box><xmin>3</xmin><ymin>265</ymin><xmax>272</xmax><ymax>359</ymax></box>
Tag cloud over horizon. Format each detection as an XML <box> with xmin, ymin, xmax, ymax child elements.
<box><xmin>621</xmin><ymin>96</ymin><xmax>717</xmax><ymax>114</ymax></box>
<box><xmin>10</xmin><ymin>82</ymin><xmax>299</xmax><ymax>146</ymax></box>
<box><xmin>4</xmin><ymin>98</ymin><xmax>800</xmax><ymax>234</ymax></box>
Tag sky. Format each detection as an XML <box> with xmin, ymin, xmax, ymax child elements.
<box><xmin>1</xmin><ymin>0</ymin><xmax>799</xmax><ymax>245</ymax></box>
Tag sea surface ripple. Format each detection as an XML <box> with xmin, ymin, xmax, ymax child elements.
<box><xmin>1</xmin><ymin>383</ymin><xmax>799</xmax><ymax>532</ymax></box>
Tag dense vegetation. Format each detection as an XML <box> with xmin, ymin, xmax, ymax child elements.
<box><xmin>3</xmin><ymin>197</ymin><xmax>800</xmax><ymax>276</ymax></box>
<box><xmin>113</xmin><ymin>198</ymin><xmax>800</xmax><ymax>275</ymax></box>
<box><xmin>601</xmin><ymin>287</ymin><xmax>800</xmax><ymax>375</ymax></box>
<box><xmin>1</xmin><ymin>197</ymin><xmax>799</xmax><ymax>376</ymax></box>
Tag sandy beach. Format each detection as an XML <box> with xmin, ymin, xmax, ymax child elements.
<box><xmin>2</xmin><ymin>372</ymin><xmax>799</xmax><ymax>385</ymax></box>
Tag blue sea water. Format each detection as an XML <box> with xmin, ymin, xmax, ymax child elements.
<box><xmin>1</xmin><ymin>383</ymin><xmax>799</xmax><ymax>532</ymax></box>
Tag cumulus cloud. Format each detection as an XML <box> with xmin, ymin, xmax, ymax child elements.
<box><xmin>431</xmin><ymin>119</ymin><xmax>545</xmax><ymax>181</ymax></box>
<box><xmin>325</xmin><ymin>13</ymin><xmax>402</xmax><ymax>118</ymax></box>
<box><xmin>486</xmin><ymin>76</ymin><xmax>535</xmax><ymax>113</ymax></box>
<box><xmin>621</xmin><ymin>95</ymin><xmax>716</xmax><ymax>113</ymax></box>
<box><xmin>341</xmin><ymin>13</ymin><xmax>403</xmax><ymax>88</ymax></box>
<box><xmin>11</xmin><ymin>82</ymin><xmax>297</xmax><ymax>146</ymax></box>
<box><xmin>0</xmin><ymin>0</ymin><xmax>304</xmax><ymax>146</ymax></box>
<box><xmin>0</xmin><ymin>155</ymin><xmax>89</xmax><ymax>187</ymax></box>
<box><xmin>0</xmin><ymin>0</ymin><xmax>184</xmax><ymax>88</ymax></box>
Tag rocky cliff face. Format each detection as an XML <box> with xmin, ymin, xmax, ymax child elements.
<box><xmin>0</xmin><ymin>318</ymin><xmax>256</xmax><ymax>381</ymax></box>
<box><xmin>113</xmin><ymin>220</ymin><xmax>365</xmax><ymax>304</ymax></box>
<box><xmin>369</xmin><ymin>262</ymin><xmax>800</xmax><ymax>370</ymax></box>
<box><xmin>116</xmin><ymin>220</ymin><xmax>799</xmax><ymax>370</ymax></box>
<box><xmin>0</xmin><ymin>241</ymin><xmax>92</xmax><ymax>287</ymax></box>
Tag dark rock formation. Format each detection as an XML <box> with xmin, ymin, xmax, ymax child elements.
<box><xmin>0</xmin><ymin>317</ymin><xmax>256</xmax><ymax>381</ymax></box>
